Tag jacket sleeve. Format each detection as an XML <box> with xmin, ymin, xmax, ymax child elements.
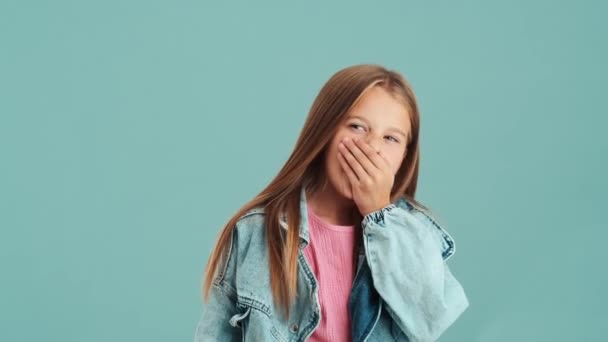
<box><xmin>193</xmin><ymin>227</ymin><xmax>243</xmax><ymax>342</ymax></box>
<box><xmin>361</xmin><ymin>202</ymin><xmax>470</xmax><ymax>342</ymax></box>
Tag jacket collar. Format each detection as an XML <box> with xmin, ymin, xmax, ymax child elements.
<box><xmin>278</xmin><ymin>186</ymin><xmax>311</xmax><ymax>248</ymax></box>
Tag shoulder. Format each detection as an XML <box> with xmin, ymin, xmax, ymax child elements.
<box><xmin>229</xmin><ymin>206</ymin><xmax>272</xmax><ymax>258</ymax></box>
<box><xmin>235</xmin><ymin>206</ymin><xmax>268</xmax><ymax>234</ymax></box>
<box><xmin>214</xmin><ymin>206</ymin><xmax>270</xmax><ymax>286</ymax></box>
<box><xmin>239</xmin><ymin>206</ymin><xmax>267</xmax><ymax>220</ymax></box>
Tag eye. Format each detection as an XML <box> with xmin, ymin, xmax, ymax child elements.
<box><xmin>385</xmin><ymin>136</ymin><xmax>399</xmax><ymax>143</ymax></box>
<box><xmin>349</xmin><ymin>123</ymin><xmax>366</xmax><ymax>131</ymax></box>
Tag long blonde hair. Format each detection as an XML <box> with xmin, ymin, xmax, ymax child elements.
<box><xmin>201</xmin><ymin>64</ymin><xmax>430</xmax><ymax>320</ymax></box>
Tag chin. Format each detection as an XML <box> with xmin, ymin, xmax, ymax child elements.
<box><xmin>325</xmin><ymin>160</ymin><xmax>354</xmax><ymax>200</ymax></box>
<box><xmin>339</xmin><ymin>186</ymin><xmax>353</xmax><ymax>200</ymax></box>
<box><xmin>334</xmin><ymin>174</ymin><xmax>353</xmax><ymax>200</ymax></box>
<box><xmin>344</xmin><ymin>182</ymin><xmax>354</xmax><ymax>199</ymax></box>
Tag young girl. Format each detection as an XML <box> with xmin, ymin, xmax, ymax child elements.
<box><xmin>194</xmin><ymin>64</ymin><xmax>469</xmax><ymax>342</ymax></box>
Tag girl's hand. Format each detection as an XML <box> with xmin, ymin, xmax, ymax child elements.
<box><xmin>337</xmin><ymin>136</ymin><xmax>394</xmax><ymax>216</ymax></box>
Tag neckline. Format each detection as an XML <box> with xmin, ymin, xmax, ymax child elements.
<box><xmin>307</xmin><ymin>206</ymin><xmax>356</xmax><ymax>232</ymax></box>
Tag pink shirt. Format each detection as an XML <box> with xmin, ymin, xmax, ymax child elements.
<box><xmin>303</xmin><ymin>205</ymin><xmax>356</xmax><ymax>342</ymax></box>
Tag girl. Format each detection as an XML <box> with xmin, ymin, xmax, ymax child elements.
<box><xmin>194</xmin><ymin>64</ymin><xmax>469</xmax><ymax>342</ymax></box>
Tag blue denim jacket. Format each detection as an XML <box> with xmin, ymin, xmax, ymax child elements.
<box><xmin>194</xmin><ymin>187</ymin><xmax>469</xmax><ymax>341</ymax></box>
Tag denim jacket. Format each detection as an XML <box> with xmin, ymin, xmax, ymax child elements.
<box><xmin>194</xmin><ymin>186</ymin><xmax>469</xmax><ymax>342</ymax></box>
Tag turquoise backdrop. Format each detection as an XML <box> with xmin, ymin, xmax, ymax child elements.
<box><xmin>1</xmin><ymin>1</ymin><xmax>606</xmax><ymax>341</ymax></box>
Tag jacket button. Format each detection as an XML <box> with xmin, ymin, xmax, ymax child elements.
<box><xmin>290</xmin><ymin>323</ymin><xmax>299</xmax><ymax>332</ymax></box>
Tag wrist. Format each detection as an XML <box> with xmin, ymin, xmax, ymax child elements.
<box><xmin>361</xmin><ymin>201</ymin><xmax>392</xmax><ymax>217</ymax></box>
<box><xmin>361</xmin><ymin>203</ymin><xmax>397</xmax><ymax>227</ymax></box>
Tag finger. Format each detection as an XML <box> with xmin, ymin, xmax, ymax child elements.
<box><xmin>339</xmin><ymin>141</ymin><xmax>369</xmax><ymax>181</ymax></box>
<box><xmin>376</xmin><ymin>149</ymin><xmax>393</xmax><ymax>172</ymax></box>
<box><xmin>354</xmin><ymin>138</ymin><xmax>391</xmax><ymax>172</ymax></box>
<box><xmin>338</xmin><ymin>149</ymin><xmax>360</xmax><ymax>184</ymax></box>
<box><xmin>343</xmin><ymin>138</ymin><xmax>374</xmax><ymax>177</ymax></box>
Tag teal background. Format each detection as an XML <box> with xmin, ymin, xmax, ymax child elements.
<box><xmin>1</xmin><ymin>1</ymin><xmax>606</xmax><ymax>341</ymax></box>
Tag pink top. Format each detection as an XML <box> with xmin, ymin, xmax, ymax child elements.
<box><xmin>303</xmin><ymin>205</ymin><xmax>356</xmax><ymax>342</ymax></box>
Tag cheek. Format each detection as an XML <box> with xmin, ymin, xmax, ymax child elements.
<box><xmin>385</xmin><ymin>152</ymin><xmax>403</xmax><ymax>174</ymax></box>
<box><xmin>334</xmin><ymin>132</ymin><xmax>358</xmax><ymax>145</ymax></box>
<box><xmin>326</xmin><ymin>145</ymin><xmax>342</xmax><ymax>173</ymax></box>
<box><xmin>329</xmin><ymin>136</ymin><xmax>349</xmax><ymax>163</ymax></box>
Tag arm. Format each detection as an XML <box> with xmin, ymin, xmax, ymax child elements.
<box><xmin>193</xmin><ymin>228</ymin><xmax>243</xmax><ymax>342</ymax></box>
<box><xmin>361</xmin><ymin>201</ymin><xmax>470</xmax><ymax>342</ymax></box>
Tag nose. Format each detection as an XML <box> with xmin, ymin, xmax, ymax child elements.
<box><xmin>364</xmin><ymin>134</ymin><xmax>382</xmax><ymax>154</ymax></box>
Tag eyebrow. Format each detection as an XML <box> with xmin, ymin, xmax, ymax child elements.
<box><xmin>348</xmin><ymin>115</ymin><xmax>408</xmax><ymax>139</ymax></box>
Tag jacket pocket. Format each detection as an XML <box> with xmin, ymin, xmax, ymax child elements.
<box><xmin>229</xmin><ymin>300</ymin><xmax>289</xmax><ymax>342</ymax></box>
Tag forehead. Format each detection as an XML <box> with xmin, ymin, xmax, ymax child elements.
<box><xmin>347</xmin><ymin>87</ymin><xmax>411</xmax><ymax>132</ymax></box>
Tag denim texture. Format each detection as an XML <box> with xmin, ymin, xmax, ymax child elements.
<box><xmin>194</xmin><ymin>186</ymin><xmax>469</xmax><ymax>341</ymax></box>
